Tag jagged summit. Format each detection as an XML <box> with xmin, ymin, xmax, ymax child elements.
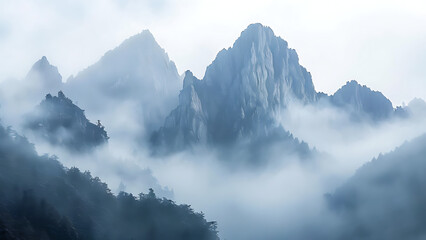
<box><xmin>64</xmin><ymin>29</ymin><xmax>182</xmax><ymax>131</ymax></box>
<box><xmin>33</xmin><ymin>56</ymin><xmax>50</xmax><ymax>67</ymax></box>
<box><xmin>234</xmin><ymin>23</ymin><xmax>276</xmax><ymax>45</ymax></box>
<box><xmin>339</xmin><ymin>80</ymin><xmax>370</xmax><ymax>90</ymax></box>
<box><xmin>26</xmin><ymin>56</ymin><xmax>63</xmax><ymax>92</ymax></box>
<box><xmin>244</xmin><ymin>22</ymin><xmax>273</xmax><ymax>32</ymax></box>
<box><xmin>182</xmin><ymin>70</ymin><xmax>197</xmax><ymax>88</ymax></box>
<box><xmin>231</xmin><ymin>23</ymin><xmax>287</xmax><ymax>52</ymax></box>
<box><xmin>203</xmin><ymin>23</ymin><xmax>316</xmax><ymax>103</ymax></box>
<box><xmin>66</xmin><ymin>29</ymin><xmax>180</xmax><ymax>99</ymax></box>
<box><xmin>38</xmin><ymin>56</ymin><xmax>49</xmax><ymax>64</ymax></box>
<box><xmin>330</xmin><ymin>80</ymin><xmax>394</xmax><ymax>121</ymax></box>
<box><xmin>152</xmin><ymin>24</ymin><xmax>316</xmax><ymax>155</ymax></box>
<box><xmin>28</xmin><ymin>56</ymin><xmax>61</xmax><ymax>78</ymax></box>
<box><xmin>100</xmin><ymin>29</ymin><xmax>169</xmax><ymax>66</ymax></box>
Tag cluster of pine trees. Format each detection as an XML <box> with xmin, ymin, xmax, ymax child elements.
<box><xmin>0</xmin><ymin>124</ymin><xmax>218</xmax><ymax>240</ymax></box>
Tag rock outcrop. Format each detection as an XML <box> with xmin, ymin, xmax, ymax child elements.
<box><xmin>330</xmin><ymin>80</ymin><xmax>394</xmax><ymax>121</ymax></box>
<box><xmin>152</xmin><ymin>23</ymin><xmax>316</xmax><ymax>154</ymax></box>
<box><xmin>25</xmin><ymin>91</ymin><xmax>109</xmax><ymax>151</ymax></box>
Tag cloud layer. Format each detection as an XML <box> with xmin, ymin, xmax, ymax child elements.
<box><xmin>1</xmin><ymin>10</ymin><xmax>426</xmax><ymax>239</ymax></box>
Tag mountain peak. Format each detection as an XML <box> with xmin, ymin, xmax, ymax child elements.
<box><xmin>344</xmin><ymin>80</ymin><xmax>361</xmax><ymax>87</ymax></box>
<box><xmin>203</xmin><ymin>22</ymin><xmax>315</xmax><ymax>103</ymax></box>
<box><xmin>331</xmin><ymin>80</ymin><xmax>393</xmax><ymax>121</ymax></box>
<box><xmin>39</xmin><ymin>55</ymin><xmax>48</xmax><ymax>63</ymax></box>
<box><xmin>64</xmin><ymin>29</ymin><xmax>182</xmax><ymax>132</ymax></box>
<box><xmin>139</xmin><ymin>29</ymin><xmax>155</xmax><ymax>39</ymax></box>
<box><xmin>118</xmin><ymin>29</ymin><xmax>160</xmax><ymax>51</ymax></box>
<box><xmin>152</xmin><ymin>24</ymin><xmax>317</xmax><ymax>154</ymax></box>
<box><xmin>338</xmin><ymin>80</ymin><xmax>378</xmax><ymax>94</ymax></box>
<box><xmin>26</xmin><ymin>56</ymin><xmax>63</xmax><ymax>91</ymax></box>
<box><xmin>183</xmin><ymin>70</ymin><xmax>196</xmax><ymax>88</ymax></box>
<box><xmin>32</xmin><ymin>56</ymin><xmax>53</xmax><ymax>70</ymax></box>
<box><xmin>242</xmin><ymin>23</ymin><xmax>274</xmax><ymax>36</ymax></box>
<box><xmin>347</xmin><ymin>79</ymin><xmax>358</xmax><ymax>84</ymax></box>
<box><xmin>67</xmin><ymin>28</ymin><xmax>180</xmax><ymax>100</ymax></box>
<box><xmin>232</xmin><ymin>23</ymin><xmax>279</xmax><ymax>50</ymax></box>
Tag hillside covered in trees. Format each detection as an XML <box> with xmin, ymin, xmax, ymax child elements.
<box><xmin>325</xmin><ymin>134</ymin><xmax>426</xmax><ymax>240</ymax></box>
<box><xmin>0</xmin><ymin>124</ymin><xmax>219</xmax><ymax>240</ymax></box>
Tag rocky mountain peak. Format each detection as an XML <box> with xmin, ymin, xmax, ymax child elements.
<box><xmin>204</xmin><ymin>23</ymin><xmax>316</xmax><ymax>105</ymax></box>
<box><xmin>152</xmin><ymin>24</ymin><xmax>317</xmax><ymax>154</ymax></box>
<box><xmin>235</xmin><ymin>23</ymin><xmax>276</xmax><ymax>46</ymax></box>
<box><xmin>182</xmin><ymin>70</ymin><xmax>196</xmax><ymax>89</ymax></box>
<box><xmin>39</xmin><ymin>55</ymin><xmax>49</xmax><ymax>64</ymax></box>
<box><xmin>331</xmin><ymin>80</ymin><xmax>394</xmax><ymax>121</ymax></box>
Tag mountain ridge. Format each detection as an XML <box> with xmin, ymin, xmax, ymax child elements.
<box><xmin>62</xmin><ymin>29</ymin><xmax>182</xmax><ymax>138</ymax></box>
<box><xmin>21</xmin><ymin>24</ymin><xmax>419</xmax><ymax>155</ymax></box>
<box><xmin>152</xmin><ymin>23</ymin><xmax>317</xmax><ymax>156</ymax></box>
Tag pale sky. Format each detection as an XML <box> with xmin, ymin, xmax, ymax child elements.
<box><xmin>1</xmin><ymin>0</ymin><xmax>426</xmax><ymax>105</ymax></box>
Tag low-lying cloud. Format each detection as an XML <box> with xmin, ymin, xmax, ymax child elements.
<box><xmin>2</xmin><ymin>52</ymin><xmax>426</xmax><ymax>240</ymax></box>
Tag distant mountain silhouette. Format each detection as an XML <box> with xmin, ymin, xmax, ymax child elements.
<box><xmin>65</xmin><ymin>30</ymin><xmax>181</xmax><ymax>132</ymax></box>
<box><xmin>326</xmin><ymin>134</ymin><xmax>426</xmax><ymax>239</ymax></box>
<box><xmin>15</xmin><ymin>24</ymin><xmax>418</xmax><ymax>159</ymax></box>
<box><xmin>0</xmin><ymin>56</ymin><xmax>64</xmax><ymax>127</ymax></box>
<box><xmin>26</xmin><ymin>56</ymin><xmax>63</xmax><ymax>94</ymax></box>
<box><xmin>403</xmin><ymin>98</ymin><xmax>426</xmax><ymax>118</ymax></box>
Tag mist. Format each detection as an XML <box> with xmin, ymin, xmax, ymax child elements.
<box><xmin>1</xmin><ymin>16</ymin><xmax>426</xmax><ymax>239</ymax></box>
<box><xmin>10</xmin><ymin>90</ymin><xmax>425</xmax><ymax>239</ymax></box>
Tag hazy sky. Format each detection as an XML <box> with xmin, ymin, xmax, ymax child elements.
<box><xmin>1</xmin><ymin>0</ymin><xmax>426</xmax><ymax>105</ymax></box>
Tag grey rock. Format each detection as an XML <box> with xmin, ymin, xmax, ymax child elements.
<box><xmin>25</xmin><ymin>91</ymin><xmax>109</xmax><ymax>152</ymax></box>
<box><xmin>330</xmin><ymin>80</ymin><xmax>394</xmax><ymax>121</ymax></box>
<box><xmin>152</xmin><ymin>23</ymin><xmax>316</xmax><ymax>154</ymax></box>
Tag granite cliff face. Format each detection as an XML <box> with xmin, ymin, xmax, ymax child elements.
<box><xmin>17</xmin><ymin>25</ymin><xmax>407</xmax><ymax>156</ymax></box>
<box><xmin>26</xmin><ymin>91</ymin><xmax>109</xmax><ymax>151</ymax></box>
<box><xmin>152</xmin><ymin>23</ymin><xmax>316</xmax><ymax>153</ymax></box>
<box><xmin>152</xmin><ymin>71</ymin><xmax>207</xmax><ymax>149</ymax></box>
